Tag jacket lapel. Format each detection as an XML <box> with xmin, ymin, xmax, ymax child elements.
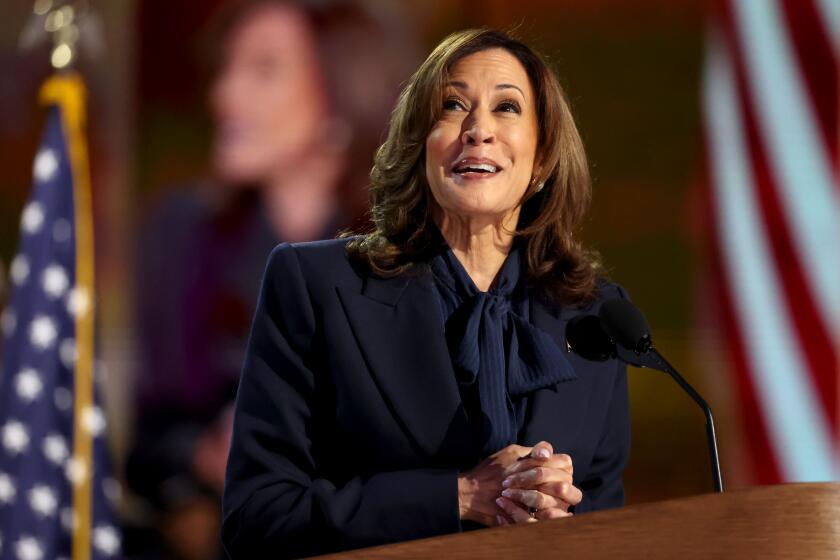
<box><xmin>336</xmin><ymin>268</ymin><xmax>468</xmax><ymax>458</ymax></box>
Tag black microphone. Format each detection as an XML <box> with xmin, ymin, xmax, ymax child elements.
<box><xmin>598</xmin><ymin>298</ymin><xmax>652</xmax><ymax>354</ymax></box>
<box><xmin>566</xmin><ymin>300</ymin><xmax>724</xmax><ymax>493</ymax></box>
<box><xmin>564</xmin><ymin>314</ymin><xmax>615</xmax><ymax>362</ymax></box>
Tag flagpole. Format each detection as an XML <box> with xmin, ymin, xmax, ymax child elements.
<box><xmin>39</xmin><ymin>73</ymin><xmax>95</xmax><ymax>560</ymax></box>
<box><xmin>32</xmin><ymin>1</ymin><xmax>96</xmax><ymax>558</ymax></box>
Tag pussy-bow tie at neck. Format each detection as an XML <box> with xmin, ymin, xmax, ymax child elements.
<box><xmin>430</xmin><ymin>243</ymin><xmax>577</xmax><ymax>455</ymax></box>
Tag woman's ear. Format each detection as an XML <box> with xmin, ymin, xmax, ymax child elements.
<box><xmin>531</xmin><ymin>152</ymin><xmax>546</xmax><ymax>183</ymax></box>
<box><xmin>530</xmin><ymin>161</ymin><xmax>546</xmax><ymax>191</ymax></box>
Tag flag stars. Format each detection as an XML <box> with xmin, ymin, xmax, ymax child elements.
<box><xmin>2</xmin><ymin>421</ymin><xmax>29</xmax><ymax>455</ymax></box>
<box><xmin>41</xmin><ymin>264</ymin><xmax>69</xmax><ymax>299</ymax></box>
<box><xmin>65</xmin><ymin>456</ymin><xmax>87</xmax><ymax>486</ymax></box>
<box><xmin>102</xmin><ymin>477</ymin><xmax>121</xmax><ymax>504</ymax></box>
<box><xmin>28</xmin><ymin>485</ymin><xmax>57</xmax><ymax>517</ymax></box>
<box><xmin>14</xmin><ymin>369</ymin><xmax>43</xmax><ymax>402</ymax></box>
<box><xmin>60</xmin><ymin>508</ymin><xmax>76</xmax><ymax>532</ymax></box>
<box><xmin>5</xmin><ymin>108</ymin><xmax>119</xmax><ymax>560</ymax></box>
<box><xmin>20</xmin><ymin>202</ymin><xmax>45</xmax><ymax>235</ymax></box>
<box><xmin>82</xmin><ymin>406</ymin><xmax>106</xmax><ymax>437</ymax></box>
<box><xmin>29</xmin><ymin>316</ymin><xmax>57</xmax><ymax>350</ymax></box>
<box><xmin>0</xmin><ymin>473</ymin><xmax>16</xmax><ymax>504</ymax></box>
<box><xmin>14</xmin><ymin>536</ymin><xmax>43</xmax><ymax>560</ymax></box>
<box><xmin>33</xmin><ymin>148</ymin><xmax>58</xmax><ymax>183</ymax></box>
<box><xmin>59</xmin><ymin>338</ymin><xmax>78</xmax><ymax>368</ymax></box>
<box><xmin>52</xmin><ymin>218</ymin><xmax>71</xmax><ymax>243</ymax></box>
<box><xmin>10</xmin><ymin>255</ymin><xmax>30</xmax><ymax>286</ymax></box>
<box><xmin>93</xmin><ymin>525</ymin><xmax>120</xmax><ymax>556</ymax></box>
<box><xmin>53</xmin><ymin>387</ymin><xmax>73</xmax><ymax>412</ymax></box>
<box><xmin>66</xmin><ymin>286</ymin><xmax>91</xmax><ymax>318</ymax></box>
<box><xmin>42</xmin><ymin>434</ymin><xmax>69</xmax><ymax>466</ymax></box>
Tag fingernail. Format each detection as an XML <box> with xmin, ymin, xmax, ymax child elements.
<box><xmin>496</xmin><ymin>515</ymin><xmax>504</xmax><ymax>525</ymax></box>
<box><xmin>495</xmin><ymin>498</ymin><xmax>505</xmax><ymax>508</ymax></box>
<box><xmin>501</xmin><ymin>489</ymin><xmax>511</xmax><ymax>498</ymax></box>
<box><xmin>501</xmin><ymin>478</ymin><xmax>512</xmax><ymax>488</ymax></box>
<box><xmin>537</xmin><ymin>448</ymin><xmax>551</xmax><ymax>459</ymax></box>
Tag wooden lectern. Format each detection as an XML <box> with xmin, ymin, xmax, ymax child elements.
<box><xmin>316</xmin><ymin>483</ymin><xmax>840</xmax><ymax>559</ymax></box>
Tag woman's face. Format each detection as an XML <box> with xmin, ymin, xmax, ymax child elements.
<box><xmin>425</xmin><ymin>48</ymin><xmax>539</xmax><ymax>223</ymax></box>
<box><xmin>210</xmin><ymin>4</ymin><xmax>329</xmax><ymax>184</ymax></box>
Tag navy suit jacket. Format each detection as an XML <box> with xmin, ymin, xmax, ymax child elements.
<box><xmin>222</xmin><ymin>238</ymin><xmax>630</xmax><ymax>559</ymax></box>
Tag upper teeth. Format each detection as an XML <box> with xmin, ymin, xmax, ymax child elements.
<box><xmin>457</xmin><ymin>163</ymin><xmax>497</xmax><ymax>173</ymax></box>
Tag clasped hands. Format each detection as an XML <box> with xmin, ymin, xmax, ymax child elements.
<box><xmin>457</xmin><ymin>441</ymin><xmax>581</xmax><ymax>526</ymax></box>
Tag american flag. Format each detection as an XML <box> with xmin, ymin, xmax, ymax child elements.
<box><xmin>0</xmin><ymin>75</ymin><xmax>120</xmax><ymax>559</ymax></box>
<box><xmin>703</xmin><ymin>0</ymin><xmax>839</xmax><ymax>482</ymax></box>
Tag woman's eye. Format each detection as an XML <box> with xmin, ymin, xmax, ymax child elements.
<box><xmin>496</xmin><ymin>101</ymin><xmax>521</xmax><ymax>114</ymax></box>
<box><xmin>443</xmin><ymin>98</ymin><xmax>466</xmax><ymax>111</ymax></box>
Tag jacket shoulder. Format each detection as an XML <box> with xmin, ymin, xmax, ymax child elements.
<box><xmin>594</xmin><ymin>279</ymin><xmax>631</xmax><ymax>304</ymax></box>
<box><xmin>537</xmin><ymin>279</ymin><xmax>630</xmax><ymax>321</ymax></box>
<box><xmin>265</xmin><ymin>237</ymin><xmax>366</xmax><ymax>289</ymax></box>
<box><xmin>270</xmin><ymin>236</ymin><xmax>352</xmax><ymax>261</ymax></box>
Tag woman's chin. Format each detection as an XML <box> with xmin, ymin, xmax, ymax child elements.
<box><xmin>438</xmin><ymin>202</ymin><xmax>519</xmax><ymax>228</ymax></box>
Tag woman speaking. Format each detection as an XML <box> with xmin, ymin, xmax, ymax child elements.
<box><xmin>222</xmin><ymin>28</ymin><xmax>630</xmax><ymax>558</ymax></box>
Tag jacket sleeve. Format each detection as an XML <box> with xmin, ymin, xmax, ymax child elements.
<box><xmin>573</xmin><ymin>358</ymin><xmax>630</xmax><ymax>513</ymax></box>
<box><xmin>221</xmin><ymin>244</ymin><xmax>461</xmax><ymax>559</ymax></box>
<box><xmin>574</xmin><ymin>283</ymin><xmax>632</xmax><ymax>514</ymax></box>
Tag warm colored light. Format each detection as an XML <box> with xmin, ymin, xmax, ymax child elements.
<box><xmin>51</xmin><ymin>43</ymin><xmax>73</xmax><ymax>68</ymax></box>
<box><xmin>33</xmin><ymin>0</ymin><xmax>53</xmax><ymax>16</ymax></box>
<box><xmin>45</xmin><ymin>9</ymin><xmax>64</xmax><ymax>32</ymax></box>
<box><xmin>59</xmin><ymin>5</ymin><xmax>75</xmax><ymax>25</ymax></box>
<box><xmin>62</xmin><ymin>23</ymin><xmax>80</xmax><ymax>44</ymax></box>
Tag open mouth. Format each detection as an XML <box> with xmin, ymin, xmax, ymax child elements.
<box><xmin>451</xmin><ymin>158</ymin><xmax>502</xmax><ymax>177</ymax></box>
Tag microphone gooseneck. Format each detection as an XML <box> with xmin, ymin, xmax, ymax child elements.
<box><xmin>566</xmin><ymin>300</ymin><xmax>724</xmax><ymax>493</ymax></box>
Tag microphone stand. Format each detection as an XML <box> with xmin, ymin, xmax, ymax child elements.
<box><xmin>616</xmin><ymin>345</ymin><xmax>724</xmax><ymax>493</ymax></box>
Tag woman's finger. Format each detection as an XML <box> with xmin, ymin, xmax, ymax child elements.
<box><xmin>496</xmin><ymin>514</ymin><xmax>511</xmax><ymax>526</ymax></box>
<box><xmin>500</xmin><ymin>488</ymin><xmax>567</xmax><ymax>511</ymax></box>
<box><xmin>538</xmin><ymin>481</ymin><xmax>583</xmax><ymax>506</ymax></box>
<box><xmin>502</xmin><ymin>465</ymin><xmax>573</xmax><ymax>489</ymax></box>
<box><xmin>504</xmin><ymin>453</ymin><xmax>573</xmax><ymax>477</ymax></box>
<box><xmin>495</xmin><ymin>496</ymin><xmax>537</xmax><ymax>524</ymax></box>
<box><xmin>535</xmin><ymin>507</ymin><xmax>574</xmax><ymax>521</ymax></box>
<box><xmin>497</xmin><ymin>444</ymin><xmax>531</xmax><ymax>460</ymax></box>
<box><xmin>530</xmin><ymin>441</ymin><xmax>554</xmax><ymax>460</ymax></box>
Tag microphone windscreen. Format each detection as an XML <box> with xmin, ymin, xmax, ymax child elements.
<box><xmin>598</xmin><ymin>299</ymin><xmax>651</xmax><ymax>352</ymax></box>
<box><xmin>565</xmin><ymin>314</ymin><xmax>615</xmax><ymax>361</ymax></box>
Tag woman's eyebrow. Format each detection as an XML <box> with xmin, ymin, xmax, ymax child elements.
<box><xmin>496</xmin><ymin>83</ymin><xmax>525</xmax><ymax>98</ymax></box>
<box><xmin>447</xmin><ymin>80</ymin><xmax>526</xmax><ymax>99</ymax></box>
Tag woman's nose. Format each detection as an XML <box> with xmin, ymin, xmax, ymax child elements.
<box><xmin>461</xmin><ymin>114</ymin><xmax>495</xmax><ymax>145</ymax></box>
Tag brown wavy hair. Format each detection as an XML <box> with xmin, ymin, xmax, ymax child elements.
<box><xmin>346</xmin><ymin>28</ymin><xmax>601</xmax><ymax>305</ymax></box>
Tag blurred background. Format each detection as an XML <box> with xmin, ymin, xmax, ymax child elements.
<box><xmin>0</xmin><ymin>0</ymin><xmax>836</xmax><ymax>558</ymax></box>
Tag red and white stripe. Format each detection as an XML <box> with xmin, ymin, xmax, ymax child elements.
<box><xmin>703</xmin><ymin>0</ymin><xmax>839</xmax><ymax>482</ymax></box>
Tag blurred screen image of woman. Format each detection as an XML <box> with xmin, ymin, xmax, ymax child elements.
<box><xmin>127</xmin><ymin>2</ymin><xmax>414</xmax><ymax>558</ymax></box>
